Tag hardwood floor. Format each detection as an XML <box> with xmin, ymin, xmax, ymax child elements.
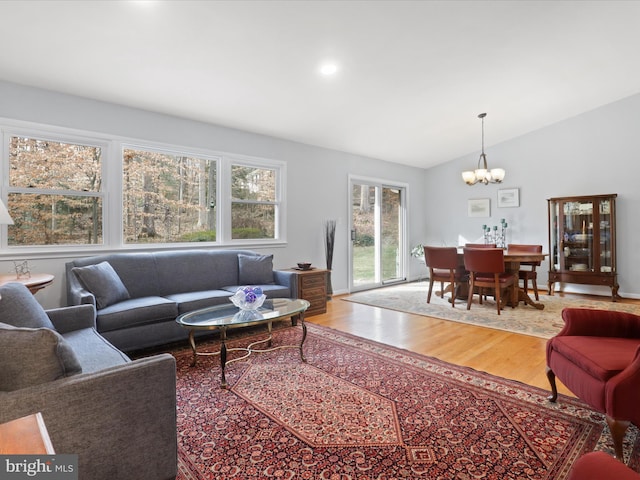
<box><xmin>309</xmin><ymin>290</ymin><xmax>640</xmax><ymax>397</ymax></box>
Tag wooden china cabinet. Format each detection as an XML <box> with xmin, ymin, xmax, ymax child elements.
<box><xmin>547</xmin><ymin>194</ymin><xmax>619</xmax><ymax>301</ymax></box>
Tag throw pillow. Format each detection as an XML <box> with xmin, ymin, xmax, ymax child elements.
<box><xmin>0</xmin><ymin>322</ymin><xmax>82</xmax><ymax>392</ymax></box>
<box><xmin>0</xmin><ymin>283</ymin><xmax>55</xmax><ymax>329</ymax></box>
<box><xmin>72</xmin><ymin>261</ymin><xmax>130</xmax><ymax>309</ymax></box>
<box><xmin>238</xmin><ymin>254</ymin><xmax>274</xmax><ymax>285</ymax></box>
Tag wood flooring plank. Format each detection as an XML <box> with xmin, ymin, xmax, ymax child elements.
<box><xmin>308</xmin><ymin>291</ymin><xmax>639</xmax><ymax>397</ymax></box>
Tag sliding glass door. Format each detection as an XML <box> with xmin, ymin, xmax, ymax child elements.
<box><xmin>349</xmin><ymin>177</ymin><xmax>406</xmax><ymax>291</ymax></box>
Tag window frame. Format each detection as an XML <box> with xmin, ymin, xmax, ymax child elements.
<box><xmin>120</xmin><ymin>143</ymin><xmax>222</xmax><ymax>246</ymax></box>
<box><xmin>0</xmin><ymin>121</ymin><xmax>287</xmax><ymax>254</ymax></box>
<box><xmin>220</xmin><ymin>153</ymin><xmax>286</xmax><ymax>245</ymax></box>
<box><xmin>2</xmin><ymin>127</ymin><xmax>109</xmax><ymax>253</ymax></box>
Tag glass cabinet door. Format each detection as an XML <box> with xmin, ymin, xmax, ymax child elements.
<box><xmin>562</xmin><ymin>199</ymin><xmax>595</xmax><ymax>273</ymax></box>
<box><xmin>599</xmin><ymin>199</ymin><xmax>613</xmax><ymax>273</ymax></box>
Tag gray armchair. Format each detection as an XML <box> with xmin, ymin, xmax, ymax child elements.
<box><xmin>0</xmin><ymin>283</ymin><xmax>177</xmax><ymax>480</ymax></box>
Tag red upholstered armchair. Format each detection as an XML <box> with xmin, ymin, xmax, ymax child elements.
<box><xmin>568</xmin><ymin>452</ymin><xmax>640</xmax><ymax>479</ymax></box>
<box><xmin>546</xmin><ymin>308</ymin><xmax>640</xmax><ymax>459</ymax></box>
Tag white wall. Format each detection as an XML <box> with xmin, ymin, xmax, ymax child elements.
<box><xmin>3</xmin><ymin>80</ymin><xmax>638</xmax><ymax>308</ymax></box>
<box><xmin>0</xmin><ymin>81</ymin><xmax>429</xmax><ymax>308</ymax></box>
<box><xmin>423</xmin><ymin>93</ymin><xmax>640</xmax><ymax>298</ymax></box>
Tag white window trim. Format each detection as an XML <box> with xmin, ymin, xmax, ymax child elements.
<box><xmin>2</xmin><ymin>126</ymin><xmax>110</xmax><ymax>254</ymax></box>
<box><xmin>0</xmin><ymin>120</ymin><xmax>287</xmax><ymax>257</ymax></box>
<box><xmin>221</xmin><ymin>153</ymin><xmax>286</xmax><ymax>245</ymax></box>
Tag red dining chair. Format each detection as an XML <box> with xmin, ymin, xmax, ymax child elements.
<box><xmin>465</xmin><ymin>244</ymin><xmax>498</xmax><ymax>301</ymax></box>
<box><xmin>463</xmin><ymin>247</ymin><xmax>517</xmax><ymax>315</ymax></box>
<box><xmin>507</xmin><ymin>244</ymin><xmax>543</xmax><ymax>300</ymax></box>
<box><xmin>547</xmin><ymin>308</ymin><xmax>640</xmax><ymax>460</ymax></box>
<box><xmin>423</xmin><ymin>246</ymin><xmax>467</xmax><ymax>307</ymax></box>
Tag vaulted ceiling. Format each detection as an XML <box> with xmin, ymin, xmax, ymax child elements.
<box><xmin>1</xmin><ymin>1</ymin><xmax>639</xmax><ymax>168</ymax></box>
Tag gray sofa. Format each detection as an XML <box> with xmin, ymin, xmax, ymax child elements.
<box><xmin>0</xmin><ymin>283</ymin><xmax>177</xmax><ymax>480</ymax></box>
<box><xmin>66</xmin><ymin>249</ymin><xmax>296</xmax><ymax>352</ymax></box>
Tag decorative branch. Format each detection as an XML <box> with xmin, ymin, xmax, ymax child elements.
<box><xmin>324</xmin><ymin>220</ymin><xmax>336</xmax><ymax>270</ymax></box>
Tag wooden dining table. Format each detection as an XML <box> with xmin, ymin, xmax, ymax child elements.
<box><xmin>440</xmin><ymin>250</ymin><xmax>548</xmax><ymax>310</ymax></box>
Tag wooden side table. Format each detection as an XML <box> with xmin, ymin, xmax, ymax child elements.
<box><xmin>0</xmin><ymin>273</ymin><xmax>54</xmax><ymax>294</ymax></box>
<box><xmin>0</xmin><ymin>412</ymin><xmax>55</xmax><ymax>454</ymax></box>
<box><xmin>287</xmin><ymin>268</ymin><xmax>328</xmax><ymax>316</ymax></box>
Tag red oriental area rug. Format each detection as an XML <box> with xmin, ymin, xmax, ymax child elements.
<box><xmin>173</xmin><ymin>323</ymin><xmax>640</xmax><ymax>479</ymax></box>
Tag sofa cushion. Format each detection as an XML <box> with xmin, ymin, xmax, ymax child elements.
<box><xmin>551</xmin><ymin>336</ymin><xmax>640</xmax><ymax>381</ymax></box>
<box><xmin>0</xmin><ymin>322</ymin><xmax>82</xmax><ymax>391</ymax></box>
<box><xmin>96</xmin><ymin>296</ymin><xmax>179</xmax><ymax>333</ymax></box>
<box><xmin>238</xmin><ymin>254</ymin><xmax>274</xmax><ymax>285</ymax></box>
<box><xmin>165</xmin><ymin>290</ymin><xmax>234</xmax><ymax>314</ymax></box>
<box><xmin>72</xmin><ymin>261</ymin><xmax>131</xmax><ymax>309</ymax></box>
<box><xmin>0</xmin><ymin>282</ymin><xmax>55</xmax><ymax>329</ymax></box>
<box><xmin>62</xmin><ymin>328</ymin><xmax>130</xmax><ymax>373</ymax></box>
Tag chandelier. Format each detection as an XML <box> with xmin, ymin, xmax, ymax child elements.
<box><xmin>461</xmin><ymin>113</ymin><xmax>505</xmax><ymax>185</ymax></box>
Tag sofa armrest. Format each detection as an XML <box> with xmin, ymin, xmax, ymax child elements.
<box><xmin>274</xmin><ymin>269</ymin><xmax>298</xmax><ymax>296</ymax></box>
<box><xmin>559</xmin><ymin>308</ymin><xmax>640</xmax><ymax>338</ymax></box>
<box><xmin>46</xmin><ymin>304</ymin><xmax>97</xmax><ymax>333</ymax></box>
<box><xmin>65</xmin><ymin>261</ymin><xmax>97</xmax><ymax>307</ymax></box>
<box><xmin>0</xmin><ymin>354</ymin><xmax>177</xmax><ymax>480</ymax></box>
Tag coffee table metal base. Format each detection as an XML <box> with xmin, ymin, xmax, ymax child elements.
<box><xmin>187</xmin><ymin>318</ymin><xmax>307</xmax><ymax>388</ymax></box>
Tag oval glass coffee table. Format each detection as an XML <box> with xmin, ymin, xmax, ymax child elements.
<box><xmin>176</xmin><ymin>298</ymin><xmax>310</xmax><ymax>388</ymax></box>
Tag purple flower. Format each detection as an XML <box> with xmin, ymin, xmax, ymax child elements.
<box><xmin>240</xmin><ymin>286</ymin><xmax>263</xmax><ymax>303</ymax></box>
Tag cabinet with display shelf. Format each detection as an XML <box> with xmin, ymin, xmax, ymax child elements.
<box><xmin>547</xmin><ymin>194</ymin><xmax>619</xmax><ymax>300</ymax></box>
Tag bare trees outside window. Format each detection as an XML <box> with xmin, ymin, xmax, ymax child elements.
<box><xmin>7</xmin><ymin>136</ymin><xmax>103</xmax><ymax>246</ymax></box>
<box><xmin>231</xmin><ymin>165</ymin><xmax>277</xmax><ymax>240</ymax></box>
<box><xmin>123</xmin><ymin>148</ymin><xmax>218</xmax><ymax>244</ymax></box>
<box><xmin>3</xmin><ymin>127</ymin><xmax>283</xmax><ymax>249</ymax></box>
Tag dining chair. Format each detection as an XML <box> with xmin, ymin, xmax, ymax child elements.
<box><xmin>423</xmin><ymin>246</ymin><xmax>467</xmax><ymax>307</ymax></box>
<box><xmin>464</xmin><ymin>244</ymin><xmax>498</xmax><ymax>301</ymax></box>
<box><xmin>507</xmin><ymin>244</ymin><xmax>543</xmax><ymax>300</ymax></box>
<box><xmin>463</xmin><ymin>247</ymin><xmax>517</xmax><ymax>315</ymax></box>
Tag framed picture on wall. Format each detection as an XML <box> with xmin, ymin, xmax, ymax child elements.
<box><xmin>468</xmin><ymin>198</ymin><xmax>490</xmax><ymax>217</ymax></box>
<box><xmin>497</xmin><ymin>188</ymin><xmax>520</xmax><ymax>208</ymax></box>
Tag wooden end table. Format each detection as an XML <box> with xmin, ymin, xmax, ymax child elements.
<box><xmin>0</xmin><ymin>273</ymin><xmax>54</xmax><ymax>294</ymax></box>
<box><xmin>0</xmin><ymin>412</ymin><xmax>55</xmax><ymax>454</ymax></box>
<box><xmin>287</xmin><ymin>268</ymin><xmax>329</xmax><ymax>316</ymax></box>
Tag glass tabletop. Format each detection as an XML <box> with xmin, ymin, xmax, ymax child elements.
<box><xmin>175</xmin><ymin>298</ymin><xmax>310</xmax><ymax>330</ymax></box>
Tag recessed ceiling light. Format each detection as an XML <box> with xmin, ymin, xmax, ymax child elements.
<box><xmin>319</xmin><ymin>63</ymin><xmax>338</xmax><ymax>76</ymax></box>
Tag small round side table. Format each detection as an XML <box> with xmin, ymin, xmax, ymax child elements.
<box><xmin>0</xmin><ymin>273</ymin><xmax>55</xmax><ymax>294</ymax></box>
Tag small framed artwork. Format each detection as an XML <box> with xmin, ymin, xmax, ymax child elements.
<box><xmin>497</xmin><ymin>188</ymin><xmax>520</xmax><ymax>208</ymax></box>
<box><xmin>468</xmin><ymin>198</ymin><xmax>490</xmax><ymax>217</ymax></box>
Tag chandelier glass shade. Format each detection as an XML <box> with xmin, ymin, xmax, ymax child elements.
<box><xmin>462</xmin><ymin>113</ymin><xmax>505</xmax><ymax>185</ymax></box>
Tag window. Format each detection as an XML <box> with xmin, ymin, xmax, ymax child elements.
<box><xmin>2</xmin><ymin>123</ymin><xmax>285</xmax><ymax>250</ymax></box>
<box><xmin>7</xmin><ymin>135</ymin><xmax>103</xmax><ymax>246</ymax></box>
<box><xmin>231</xmin><ymin>164</ymin><xmax>278</xmax><ymax>240</ymax></box>
<box><xmin>123</xmin><ymin>147</ymin><xmax>218</xmax><ymax>244</ymax></box>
